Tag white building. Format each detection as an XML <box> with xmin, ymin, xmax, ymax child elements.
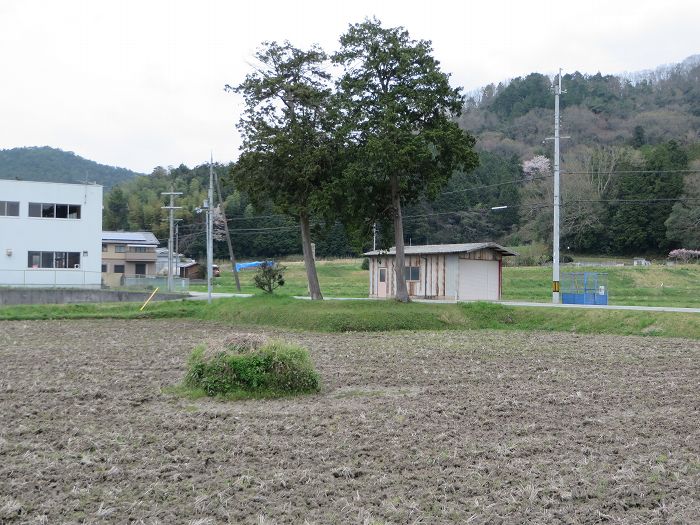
<box><xmin>0</xmin><ymin>180</ymin><xmax>103</xmax><ymax>288</ymax></box>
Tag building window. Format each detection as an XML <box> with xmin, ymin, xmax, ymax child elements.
<box><xmin>27</xmin><ymin>251</ymin><xmax>80</xmax><ymax>269</ymax></box>
<box><xmin>403</xmin><ymin>266</ymin><xmax>420</xmax><ymax>282</ymax></box>
<box><xmin>102</xmin><ymin>244</ymin><xmax>107</xmax><ymax>252</ymax></box>
<box><xmin>0</xmin><ymin>201</ymin><xmax>20</xmax><ymax>216</ymax></box>
<box><xmin>114</xmin><ymin>264</ymin><xmax>125</xmax><ymax>274</ymax></box>
<box><xmin>379</xmin><ymin>268</ymin><xmax>387</xmax><ymax>283</ymax></box>
<box><xmin>28</xmin><ymin>202</ymin><xmax>81</xmax><ymax>219</ymax></box>
<box><xmin>101</xmin><ymin>264</ymin><xmax>107</xmax><ymax>273</ymax></box>
<box><xmin>129</xmin><ymin>246</ymin><xmax>150</xmax><ymax>253</ymax></box>
<box><xmin>135</xmin><ymin>263</ymin><xmax>146</xmax><ymax>275</ymax></box>
<box><xmin>114</xmin><ymin>245</ymin><xmax>126</xmax><ymax>253</ymax></box>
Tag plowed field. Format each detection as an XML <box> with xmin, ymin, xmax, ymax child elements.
<box><xmin>1</xmin><ymin>320</ymin><xmax>698</xmax><ymax>524</ymax></box>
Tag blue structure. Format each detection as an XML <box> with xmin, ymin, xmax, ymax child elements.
<box><xmin>562</xmin><ymin>272</ymin><xmax>608</xmax><ymax>305</ymax></box>
<box><xmin>235</xmin><ymin>261</ymin><xmax>272</xmax><ymax>272</ymax></box>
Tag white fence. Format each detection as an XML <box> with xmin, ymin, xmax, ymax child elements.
<box><xmin>0</xmin><ymin>269</ymin><xmax>102</xmax><ymax>288</ymax></box>
<box><xmin>0</xmin><ymin>270</ymin><xmax>189</xmax><ymax>291</ymax></box>
<box><xmin>122</xmin><ymin>274</ymin><xmax>190</xmax><ymax>291</ymax></box>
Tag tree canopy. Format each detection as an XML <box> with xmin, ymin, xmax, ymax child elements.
<box><xmin>333</xmin><ymin>18</ymin><xmax>479</xmax><ymax>300</ymax></box>
<box><xmin>226</xmin><ymin>41</ymin><xmax>339</xmax><ymax>299</ymax></box>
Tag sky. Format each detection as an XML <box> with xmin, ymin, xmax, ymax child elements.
<box><xmin>1</xmin><ymin>0</ymin><xmax>698</xmax><ymax>174</ymax></box>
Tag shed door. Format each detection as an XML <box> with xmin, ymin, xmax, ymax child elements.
<box><xmin>377</xmin><ymin>267</ymin><xmax>388</xmax><ymax>298</ymax></box>
<box><xmin>458</xmin><ymin>259</ymin><xmax>499</xmax><ymax>301</ymax></box>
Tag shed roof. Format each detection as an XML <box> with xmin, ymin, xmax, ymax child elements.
<box><xmin>364</xmin><ymin>242</ymin><xmax>517</xmax><ymax>257</ymax></box>
<box><xmin>102</xmin><ymin>231</ymin><xmax>159</xmax><ymax>245</ymax></box>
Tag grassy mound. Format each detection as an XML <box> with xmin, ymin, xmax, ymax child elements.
<box><xmin>183</xmin><ymin>335</ymin><xmax>320</xmax><ymax>399</ymax></box>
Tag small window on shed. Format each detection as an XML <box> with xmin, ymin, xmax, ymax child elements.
<box><xmin>379</xmin><ymin>268</ymin><xmax>386</xmax><ymax>283</ymax></box>
<box><xmin>404</xmin><ymin>266</ymin><xmax>420</xmax><ymax>282</ymax></box>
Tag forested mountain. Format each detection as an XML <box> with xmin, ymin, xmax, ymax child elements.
<box><xmin>0</xmin><ymin>146</ymin><xmax>143</xmax><ymax>188</ymax></box>
<box><xmin>400</xmin><ymin>55</ymin><xmax>700</xmax><ymax>255</ymax></box>
<box><xmin>103</xmin><ymin>54</ymin><xmax>700</xmax><ymax>259</ymax></box>
<box><xmin>460</xmin><ymin>54</ymin><xmax>700</xmax><ymax>157</ymax></box>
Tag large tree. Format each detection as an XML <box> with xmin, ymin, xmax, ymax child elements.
<box><xmin>227</xmin><ymin>41</ymin><xmax>337</xmax><ymax>300</ymax></box>
<box><xmin>333</xmin><ymin>18</ymin><xmax>478</xmax><ymax>301</ymax></box>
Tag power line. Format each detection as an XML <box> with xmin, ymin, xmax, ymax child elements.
<box><xmin>227</xmin><ymin>227</ymin><xmax>300</xmax><ymax>235</ymax></box>
<box><xmin>226</xmin><ymin>213</ymin><xmax>288</xmax><ymax>222</ymax></box>
<box><xmin>439</xmin><ymin>174</ymin><xmax>552</xmax><ymax>195</ymax></box>
<box><xmin>229</xmin><ymin>225</ymin><xmax>299</xmax><ymax>232</ymax></box>
<box><xmin>562</xmin><ymin>169</ymin><xmax>700</xmax><ymax>175</ymax></box>
<box><xmin>403</xmin><ymin>195</ymin><xmax>700</xmax><ymax>223</ymax></box>
<box><xmin>573</xmin><ymin>197</ymin><xmax>700</xmax><ymax>204</ymax></box>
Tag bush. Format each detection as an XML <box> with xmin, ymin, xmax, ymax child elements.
<box><xmin>361</xmin><ymin>257</ymin><xmax>369</xmax><ymax>270</ymax></box>
<box><xmin>253</xmin><ymin>262</ymin><xmax>286</xmax><ymax>293</ymax></box>
<box><xmin>184</xmin><ymin>337</ymin><xmax>320</xmax><ymax>398</ymax></box>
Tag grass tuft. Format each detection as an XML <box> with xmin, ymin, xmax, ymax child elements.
<box><xmin>180</xmin><ymin>339</ymin><xmax>320</xmax><ymax>399</ymax></box>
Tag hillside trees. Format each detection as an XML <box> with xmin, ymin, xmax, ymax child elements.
<box><xmin>103</xmin><ymin>186</ymin><xmax>129</xmax><ymax>230</ymax></box>
<box><xmin>608</xmin><ymin>141</ymin><xmax>686</xmax><ymax>253</ymax></box>
<box><xmin>0</xmin><ymin>146</ymin><xmax>142</xmax><ymax>188</ymax></box>
<box><xmin>227</xmin><ymin>41</ymin><xmax>339</xmax><ymax>300</ymax></box>
<box><xmin>97</xmin><ymin>54</ymin><xmax>700</xmax><ymax>260</ymax></box>
<box><xmin>333</xmin><ymin>18</ymin><xmax>478</xmax><ymax>302</ymax></box>
<box><xmin>560</xmin><ymin>146</ymin><xmax>632</xmax><ymax>252</ymax></box>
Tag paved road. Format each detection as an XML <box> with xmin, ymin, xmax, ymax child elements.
<box><xmin>494</xmin><ymin>301</ymin><xmax>700</xmax><ymax>314</ymax></box>
<box><xmin>186</xmin><ymin>291</ymin><xmax>252</xmax><ymax>301</ymax></box>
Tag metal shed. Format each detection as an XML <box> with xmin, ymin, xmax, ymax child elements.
<box><xmin>364</xmin><ymin>243</ymin><xmax>517</xmax><ymax>301</ymax></box>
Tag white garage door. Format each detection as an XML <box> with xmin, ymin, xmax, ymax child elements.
<box><xmin>458</xmin><ymin>259</ymin><xmax>499</xmax><ymax>301</ymax></box>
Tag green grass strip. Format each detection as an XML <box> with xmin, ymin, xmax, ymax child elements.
<box><xmin>1</xmin><ymin>296</ymin><xmax>698</xmax><ymax>339</ymax></box>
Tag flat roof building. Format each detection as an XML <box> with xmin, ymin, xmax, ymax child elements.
<box><xmin>0</xmin><ymin>179</ymin><xmax>103</xmax><ymax>288</ymax></box>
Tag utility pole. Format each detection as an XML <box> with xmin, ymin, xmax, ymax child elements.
<box><xmin>545</xmin><ymin>70</ymin><xmax>569</xmax><ymax>304</ymax></box>
<box><xmin>213</xmin><ymin>171</ymin><xmax>241</xmax><ymax>292</ymax></box>
<box><xmin>161</xmin><ymin>189</ymin><xmax>182</xmax><ymax>292</ymax></box>
<box><xmin>372</xmin><ymin>223</ymin><xmax>377</xmax><ymax>251</ymax></box>
<box><xmin>174</xmin><ymin>218</ymin><xmax>183</xmax><ymax>282</ymax></box>
<box><xmin>552</xmin><ymin>70</ymin><xmax>563</xmax><ymax>304</ymax></box>
<box><xmin>207</xmin><ymin>155</ymin><xmax>214</xmax><ymax>304</ymax></box>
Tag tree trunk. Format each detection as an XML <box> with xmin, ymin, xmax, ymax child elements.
<box><xmin>300</xmin><ymin>211</ymin><xmax>323</xmax><ymax>300</ymax></box>
<box><xmin>391</xmin><ymin>174</ymin><xmax>410</xmax><ymax>302</ymax></box>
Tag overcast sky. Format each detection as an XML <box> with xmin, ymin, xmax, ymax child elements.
<box><xmin>1</xmin><ymin>0</ymin><xmax>698</xmax><ymax>173</ymax></box>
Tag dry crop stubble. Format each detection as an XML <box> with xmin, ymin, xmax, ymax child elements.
<box><xmin>0</xmin><ymin>319</ymin><xmax>698</xmax><ymax>523</ymax></box>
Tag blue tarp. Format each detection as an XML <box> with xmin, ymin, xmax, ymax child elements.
<box><xmin>235</xmin><ymin>261</ymin><xmax>271</xmax><ymax>271</ymax></box>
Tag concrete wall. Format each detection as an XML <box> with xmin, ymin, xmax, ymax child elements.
<box><xmin>0</xmin><ymin>288</ymin><xmax>187</xmax><ymax>305</ymax></box>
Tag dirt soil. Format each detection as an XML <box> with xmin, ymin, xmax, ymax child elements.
<box><xmin>0</xmin><ymin>320</ymin><xmax>698</xmax><ymax>524</ymax></box>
